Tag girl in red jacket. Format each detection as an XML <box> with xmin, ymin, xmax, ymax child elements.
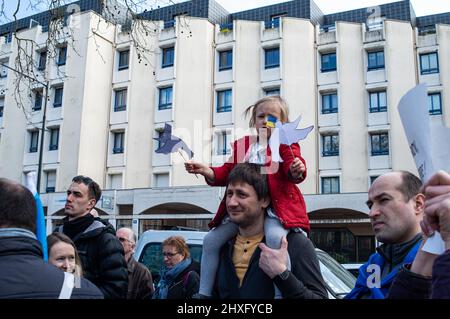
<box><xmin>185</xmin><ymin>96</ymin><xmax>309</xmax><ymax>298</ymax></box>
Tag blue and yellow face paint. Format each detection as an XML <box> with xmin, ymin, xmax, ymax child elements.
<box><xmin>266</xmin><ymin>115</ymin><xmax>278</xmax><ymax>128</ymax></box>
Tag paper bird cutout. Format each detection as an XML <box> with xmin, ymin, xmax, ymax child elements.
<box><xmin>268</xmin><ymin>116</ymin><xmax>314</xmax><ymax>162</ymax></box>
<box><xmin>154</xmin><ymin>123</ymin><xmax>194</xmax><ymax>159</ymax></box>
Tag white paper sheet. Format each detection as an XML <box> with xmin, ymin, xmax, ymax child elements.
<box><xmin>398</xmin><ymin>84</ymin><xmax>450</xmax><ymax>255</ymax></box>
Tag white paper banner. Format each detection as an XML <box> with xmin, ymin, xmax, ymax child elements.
<box><xmin>398</xmin><ymin>84</ymin><xmax>450</xmax><ymax>255</ymax></box>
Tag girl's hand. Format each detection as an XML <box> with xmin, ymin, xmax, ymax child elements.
<box><xmin>185</xmin><ymin>161</ymin><xmax>207</xmax><ymax>174</ymax></box>
<box><xmin>290</xmin><ymin>158</ymin><xmax>305</xmax><ymax>179</ymax></box>
<box><xmin>184</xmin><ymin>161</ymin><xmax>215</xmax><ymax>182</ymax></box>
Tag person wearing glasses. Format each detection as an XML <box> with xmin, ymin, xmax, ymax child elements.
<box><xmin>55</xmin><ymin>175</ymin><xmax>128</xmax><ymax>299</ymax></box>
<box><xmin>116</xmin><ymin>227</ymin><xmax>154</xmax><ymax>299</ymax></box>
<box><xmin>153</xmin><ymin>236</ymin><xmax>200</xmax><ymax>299</ymax></box>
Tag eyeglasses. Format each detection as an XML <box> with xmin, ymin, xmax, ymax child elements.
<box><xmin>162</xmin><ymin>251</ymin><xmax>180</xmax><ymax>258</ymax></box>
<box><xmin>118</xmin><ymin>237</ymin><xmax>134</xmax><ymax>244</ymax></box>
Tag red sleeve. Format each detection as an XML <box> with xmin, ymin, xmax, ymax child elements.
<box><xmin>279</xmin><ymin>143</ymin><xmax>307</xmax><ymax>184</ymax></box>
<box><xmin>206</xmin><ymin>140</ymin><xmax>239</xmax><ymax>187</ymax></box>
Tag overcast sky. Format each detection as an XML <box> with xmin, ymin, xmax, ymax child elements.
<box><xmin>2</xmin><ymin>0</ymin><xmax>450</xmax><ymax>23</ymax></box>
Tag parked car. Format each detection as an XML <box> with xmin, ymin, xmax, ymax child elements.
<box><xmin>342</xmin><ymin>263</ymin><xmax>364</xmax><ymax>277</ymax></box>
<box><xmin>134</xmin><ymin>229</ymin><xmax>356</xmax><ymax>299</ymax></box>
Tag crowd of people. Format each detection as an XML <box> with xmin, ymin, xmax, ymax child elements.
<box><xmin>1</xmin><ymin>96</ymin><xmax>450</xmax><ymax>300</ymax></box>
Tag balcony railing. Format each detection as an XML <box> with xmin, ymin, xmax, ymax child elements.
<box><xmin>164</xmin><ymin>20</ymin><xmax>175</xmax><ymax>29</ymax></box>
<box><xmin>264</xmin><ymin>20</ymin><xmax>280</xmax><ymax>29</ymax></box>
<box><xmin>219</xmin><ymin>23</ymin><xmax>233</xmax><ymax>33</ymax></box>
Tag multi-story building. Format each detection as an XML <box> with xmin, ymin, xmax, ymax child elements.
<box><xmin>0</xmin><ymin>0</ymin><xmax>449</xmax><ymax>263</ymax></box>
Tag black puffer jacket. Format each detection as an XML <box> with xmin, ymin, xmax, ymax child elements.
<box><xmin>0</xmin><ymin>236</ymin><xmax>103</xmax><ymax>299</ymax></box>
<box><xmin>58</xmin><ymin>218</ymin><xmax>128</xmax><ymax>299</ymax></box>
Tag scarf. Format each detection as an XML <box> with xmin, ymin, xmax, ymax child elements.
<box><xmin>0</xmin><ymin>228</ymin><xmax>37</xmax><ymax>240</ymax></box>
<box><xmin>153</xmin><ymin>257</ymin><xmax>192</xmax><ymax>299</ymax></box>
<box><xmin>62</xmin><ymin>213</ymin><xmax>94</xmax><ymax>240</ymax></box>
<box><xmin>345</xmin><ymin>239</ymin><xmax>422</xmax><ymax>299</ymax></box>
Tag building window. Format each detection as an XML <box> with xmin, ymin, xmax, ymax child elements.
<box><xmin>370</xmin><ymin>132</ymin><xmax>389</xmax><ymax>156</ymax></box>
<box><xmin>370</xmin><ymin>176</ymin><xmax>379</xmax><ymax>185</ymax></box>
<box><xmin>321</xmin><ymin>177</ymin><xmax>340</xmax><ymax>194</ymax></box>
<box><xmin>264</xmin><ymin>47</ymin><xmax>280</xmax><ymax>69</ymax></box>
<box><xmin>322</xmin><ymin>134</ymin><xmax>339</xmax><ymax>157</ymax></box>
<box><xmin>309</xmin><ymin>228</ymin><xmax>355</xmax><ymax>264</ymax></box>
<box><xmin>369</xmin><ymin>91</ymin><xmax>387</xmax><ymax>113</ymax></box>
<box><xmin>29</xmin><ymin>131</ymin><xmax>39</xmax><ymax>153</ymax></box>
<box><xmin>155</xmin><ymin>130</ymin><xmax>165</xmax><ymax>149</ymax></box>
<box><xmin>46</xmin><ymin>171</ymin><xmax>56</xmax><ymax>193</ymax></box>
<box><xmin>217</xmin><ymin>89</ymin><xmax>232</xmax><ymax>113</ymax></box>
<box><xmin>218</xmin><ymin>50</ymin><xmax>232</xmax><ymax>71</ymax></box>
<box><xmin>53</xmin><ymin>87</ymin><xmax>63</xmax><ymax>108</ymax></box>
<box><xmin>154</xmin><ymin>173</ymin><xmax>170</xmax><ymax>187</ymax></box>
<box><xmin>57</xmin><ymin>45</ymin><xmax>67</xmax><ymax>66</ymax></box>
<box><xmin>428</xmin><ymin>92</ymin><xmax>442</xmax><ymax>115</ymax></box>
<box><xmin>114</xmin><ymin>89</ymin><xmax>127</xmax><ymax>112</ymax></box>
<box><xmin>33</xmin><ymin>90</ymin><xmax>43</xmax><ymax>111</ymax></box>
<box><xmin>113</xmin><ymin>132</ymin><xmax>124</xmax><ymax>154</ymax></box>
<box><xmin>321</xmin><ymin>52</ymin><xmax>337</xmax><ymax>72</ymax></box>
<box><xmin>321</xmin><ymin>92</ymin><xmax>338</xmax><ymax>114</ymax></box>
<box><xmin>268</xmin><ymin>13</ymin><xmax>285</xmax><ymax>28</ymax></box>
<box><xmin>367</xmin><ymin>51</ymin><xmax>385</xmax><ymax>70</ymax></box>
<box><xmin>162</xmin><ymin>47</ymin><xmax>174</xmax><ymax>68</ymax></box>
<box><xmin>0</xmin><ymin>97</ymin><xmax>4</xmax><ymax>117</ymax></box>
<box><xmin>158</xmin><ymin>86</ymin><xmax>173</xmax><ymax>110</ymax></box>
<box><xmin>0</xmin><ymin>60</ymin><xmax>8</xmax><ymax>78</ymax></box>
<box><xmin>118</xmin><ymin>49</ymin><xmax>129</xmax><ymax>70</ymax></box>
<box><xmin>38</xmin><ymin>50</ymin><xmax>47</xmax><ymax>70</ymax></box>
<box><xmin>264</xmin><ymin>88</ymin><xmax>280</xmax><ymax>96</ymax></box>
<box><xmin>420</xmin><ymin>52</ymin><xmax>439</xmax><ymax>75</ymax></box>
<box><xmin>109</xmin><ymin>174</ymin><xmax>123</xmax><ymax>190</ymax></box>
<box><xmin>217</xmin><ymin>131</ymin><xmax>231</xmax><ymax>155</ymax></box>
<box><xmin>3</xmin><ymin>33</ymin><xmax>12</xmax><ymax>44</ymax></box>
<box><xmin>49</xmin><ymin>127</ymin><xmax>59</xmax><ymax>151</ymax></box>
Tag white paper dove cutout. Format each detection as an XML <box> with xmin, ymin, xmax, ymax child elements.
<box><xmin>268</xmin><ymin>116</ymin><xmax>314</xmax><ymax>162</ymax></box>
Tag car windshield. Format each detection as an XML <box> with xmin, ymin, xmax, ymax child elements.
<box><xmin>138</xmin><ymin>242</ymin><xmax>203</xmax><ymax>284</ymax></box>
<box><xmin>316</xmin><ymin>250</ymin><xmax>356</xmax><ymax>297</ymax></box>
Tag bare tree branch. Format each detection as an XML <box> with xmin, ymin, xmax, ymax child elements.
<box><xmin>0</xmin><ymin>0</ymin><xmax>191</xmax><ymax>121</ymax></box>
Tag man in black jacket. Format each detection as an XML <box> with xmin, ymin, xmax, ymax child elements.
<box><xmin>0</xmin><ymin>178</ymin><xmax>103</xmax><ymax>299</ymax></box>
<box><xmin>212</xmin><ymin>164</ymin><xmax>328</xmax><ymax>299</ymax></box>
<box><xmin>57</xmin><ymin>175</ymin><xmax>128</xmax><ymax>299</ymax></box>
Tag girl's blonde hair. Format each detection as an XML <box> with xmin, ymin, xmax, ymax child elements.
<box><xmin>244</xmin><ymin>96</ymin><xmax>290</xmax><ymax>128</ymax></box>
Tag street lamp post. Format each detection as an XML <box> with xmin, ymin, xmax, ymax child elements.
<box><xmin>1</xmin><ymin>63</ymin><xmax>49</xmax><ymax>193</ymax></box>
<box><xmin>36</xmin><ymin>82</ymin><xmax>49</xmax><ymax>193</ymax></box>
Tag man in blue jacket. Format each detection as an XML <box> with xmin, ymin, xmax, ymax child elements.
<box><xmin>0</xmin><ymin>178</ymin><xmax>103</xmax><ymax>299</ymax></box>
<box><xmin>345</xmin><ymin>171</ymin><xmax>424</xmax><ymax>299</ymax></box>
<box><xmin>389</xmin><ymin>170</ymin><xmax>450</xmax><ymax>299</ymax></box>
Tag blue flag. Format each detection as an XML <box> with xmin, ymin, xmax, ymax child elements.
<box><xmin>154</xmin><ymin>123</ymin><xmax>194</xmax><ymax>159</ymax></box>
<box><xmin>26</xmin><ymin>172</ymin><xmax>48</xmax><ymax>261</ymax></box>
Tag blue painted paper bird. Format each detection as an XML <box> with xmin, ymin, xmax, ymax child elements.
<box><xmin>154</xmin><ymin>123</ymin><xmax>194</xmax><ymax>159</ymax></box>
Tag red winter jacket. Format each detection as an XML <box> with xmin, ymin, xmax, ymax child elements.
<box><xmin>207</xmin><ymin>136</ymin><xmax>309</xmax><ymax>232</ymax></box>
